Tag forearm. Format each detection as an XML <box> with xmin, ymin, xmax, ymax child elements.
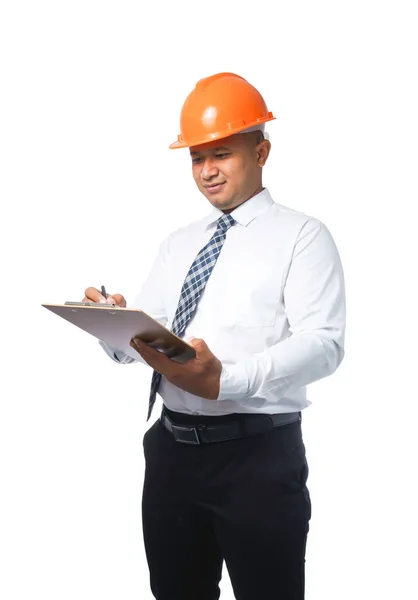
<box><xmin>217</xmin><ymin>331</ymin><xmax>344</xmax><ymax>405</ymax></box>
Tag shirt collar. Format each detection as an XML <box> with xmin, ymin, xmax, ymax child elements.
<box><xmin>203</xmin><ymin>188</ymin><xmax>274</xmax><ymax>230</ymax></box>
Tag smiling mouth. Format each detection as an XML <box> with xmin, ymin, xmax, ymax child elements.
<box><xmin>204</xmin><ymin>182</ymin><xmax>226</xmax><ymax>193</ymax></box>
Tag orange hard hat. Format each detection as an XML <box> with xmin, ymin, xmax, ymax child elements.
<box><xmin>169</xmin><ymin>72</ymin><xmax>275</xmax><ymax>149</ymax></box>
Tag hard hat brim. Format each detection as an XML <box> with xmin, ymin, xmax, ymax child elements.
<box><xmin>169</xmin><ymin>115</ymin><xmax>276</xmax><ymax>149</ymax></box>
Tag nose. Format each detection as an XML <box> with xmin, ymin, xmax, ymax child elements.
<box><xmin>201</xmin><ymin>158</ymin><xmax>219</xmax><ymax>181</ymax></box>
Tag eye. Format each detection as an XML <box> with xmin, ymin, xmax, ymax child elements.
<box><xmin>191</xmin><ymin>157</ymin><xmax>203</xmax><ymax>164</ymax></box>
<box><xmin>215</xmin><ymin>153</ymin><xmax>230</xmax><ymax>159</ymax></box>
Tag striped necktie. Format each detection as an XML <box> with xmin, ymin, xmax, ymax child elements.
<box><xmin>147</xmin><ymin>213</ymin><xmax>236</xmax><ymax>420</ymax></box>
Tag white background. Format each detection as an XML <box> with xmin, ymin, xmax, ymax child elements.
<box><xmin>1</xmin><ymin>1</ymin><xmax>417</xmax><ymax>598</ymax></box>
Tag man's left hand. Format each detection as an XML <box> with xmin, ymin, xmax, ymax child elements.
<box><xmin>130</xmin><ymin>336</ymin><xmax>222</xmax><ymax>400</ymax></box>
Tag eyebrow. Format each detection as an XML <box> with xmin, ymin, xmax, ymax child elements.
<box><xmin>190</xmin><ymin>146</ymin><xmax>231</xmax><ymax>156</ymax></box>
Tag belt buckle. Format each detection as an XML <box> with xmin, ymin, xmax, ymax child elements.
<box><xmin>171</xmin><ymin>424</ymin><xmax>201</xmax><ymax>445</ymax></box>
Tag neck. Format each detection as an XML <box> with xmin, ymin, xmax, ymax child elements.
<box><xmin>222</xmin><ymin>185</ymin><xmax>264</xmax><ymax>214</ymax></box>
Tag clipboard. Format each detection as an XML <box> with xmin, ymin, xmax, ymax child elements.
<box><xmin>41</xmin><ymin>303</ymin><xmax>196</xmax><ymax>363</ymax></box>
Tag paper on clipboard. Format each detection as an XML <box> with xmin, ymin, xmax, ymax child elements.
<box><xmin>41</xmin><ymin>303</ymin><xmax>196</xmax><ymax>363</ymax></box>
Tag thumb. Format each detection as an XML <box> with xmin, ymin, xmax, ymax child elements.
<box><xmin>187</xmin><ymin>338</ymin><xmax>217</xmax><ymax>364</ymax></box>
<box><xmin>188</xmin><ymin>337</ymin><xmax>206</xmax><ymax>350</ymax></box>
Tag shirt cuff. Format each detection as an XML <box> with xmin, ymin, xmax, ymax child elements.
<box><xmin>216</xmin><ymin>363</ymin><xmax>250</xmax><ymax>401</ymax></box>
<box><xmin>99</xmin><ymin>340</ymin><xmax>137</xmax><ymax>364</ymax></box>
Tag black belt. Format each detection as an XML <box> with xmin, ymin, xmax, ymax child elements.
<box><xmin>161</xmin><ymin>407</ymin><xmax>301</xmax><ymax>445</ymax></box>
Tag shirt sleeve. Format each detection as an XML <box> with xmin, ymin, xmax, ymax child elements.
<box><xmin>216</xmin><ymin>219</ymin><xmax>346</xmax><ymax>405</ymax></box>
<box><xmin>98</xmin><ymin>235</ymin><xmax>170</xmax><ymax>364</ymax></box>
<box><xmin>98</xmin><ymin>340</ymin><xmax>141</xmax><ymax>364</ymax></box>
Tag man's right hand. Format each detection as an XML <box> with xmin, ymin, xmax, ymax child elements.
<box><xmin>83</xmin><ymin>287</ymin><xmax>127</xmax><ymax>307</ymax></box>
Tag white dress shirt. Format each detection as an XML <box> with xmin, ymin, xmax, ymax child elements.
<box><xmin>100</xmin><ymin>188</ymin><xmax>346</xmax><ymax>416</ymax></box>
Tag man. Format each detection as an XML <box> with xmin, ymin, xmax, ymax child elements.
<box><xmin>83</xmin><ymin>72</ymin><xmax>346</xmax><ymax>599</ymax></box>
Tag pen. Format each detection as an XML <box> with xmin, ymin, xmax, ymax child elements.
<box><xmin>101</xmin><ymin>285</ymin><xmax>107</xmax><ymax>300</ymax></box>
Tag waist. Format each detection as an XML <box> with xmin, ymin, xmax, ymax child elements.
<box><xmin>164</xmin><ymin>405</ymin><xmax>300</xmax><ymax>423</ymax></box>
<box><xmin>161</xmin><ymin>406</ymin><xmax>302</xmax><ymax>445</ymax></box>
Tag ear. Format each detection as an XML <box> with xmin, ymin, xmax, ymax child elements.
<box><xmin>257</xmin><ymin>140</ymin><xmax>271</xmax><ymax>167</ymax></box>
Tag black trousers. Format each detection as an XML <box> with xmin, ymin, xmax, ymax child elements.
<box><xmin>142</xmin><ymin>409</ymin><xmax>311</xmax><ymax>600</ymax></box>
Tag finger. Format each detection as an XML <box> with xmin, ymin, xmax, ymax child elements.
<box><xmin>130</xmin><ymin>337</ymin><xmax>146</xmax><ymax>351</ymax></box>
<box><xmin>131</xmin><ymin>337</ymin><xmax>164</xmax><ymax>352</ymax></box>
<box><xmin>110</xmin><ymin>294</ymin><xmax>127</xmax><ymax>307</ymax></box>
<box><xmin>186</xmin><ymin>338</ymin><xmax>210</xmax><ymax>361</ymax></box>
<box><xmin>188</xmin><ymin>337</ymin><xmax>205</xmax><ymax>348</ymax></box>
<box><xmin>130</xmin><ymin>338</ymin><xmax>174</xmax><ymax>370</ymax></box>
<box><xmin>129</xmin><ymin>344</ymin><xmax>155</xmax><ymax>368</ymax></box>
<box><xmin>129</xmin><ymin>339</ymin><xmax>159</xmax><ymax>368</ymax></box>
<box><xmin>130</xmin><ymin>337</ymin><xmax>154</xmax><ymax>354</ymax></box>
<box><xmin>83</xmin><ymin>287</ymin><xmax>105</xmax><ymax>303</ymax></box>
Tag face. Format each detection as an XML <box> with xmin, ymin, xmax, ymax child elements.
<box><xmin>189</xmin><ymin>132</ymin><xmax>271</xmax><ymax>213</ymax></box>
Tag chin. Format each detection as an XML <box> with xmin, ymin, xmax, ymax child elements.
<box><xmin>213</xmin><ymin>199</ymin><xmax>232</xmax><ymax>210</ymax></box>
<box><xmin>213</xmin><ymin>192</ymin><xmax>232</xmax><ymax>205</ymax></box>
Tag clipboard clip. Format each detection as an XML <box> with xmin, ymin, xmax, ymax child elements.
<box><xmin>64</xmin><ymin>301</ymin><xmax>117</xmax><ymax>307</ymax></box>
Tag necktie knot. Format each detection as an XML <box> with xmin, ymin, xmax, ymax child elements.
<box><xmin>217</xmin><ymin>214</ymin><xmax>236</xmax><ymax>233</ymax></box>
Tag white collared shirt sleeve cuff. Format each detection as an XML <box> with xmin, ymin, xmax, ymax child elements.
<box><xmin>98</xmin><ymin>340</ymin><xmax>140</xmax><ymax>364</ymax></box>
<box><xmin>217</xmin><ymin>363</ymin><xmax>250</xmax><ymax>400</ymax></box>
